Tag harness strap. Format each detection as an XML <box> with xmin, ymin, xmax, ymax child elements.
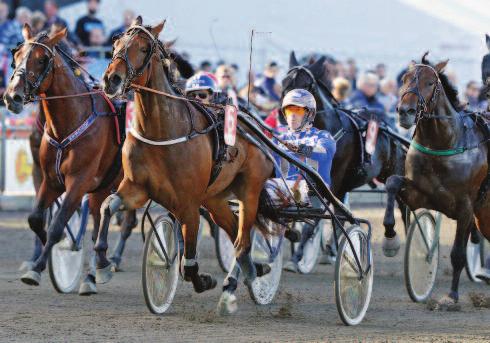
<box><xmin>44</xmin><ymin>113</ymin><xmax>98</xmax><ymax>185</ymax></box>
<box><xmin>410</xmin><ymin>140</ymin><xmax>482</xmax><ymax>156</ymax></box>
<box><xmin>129</xmin><ymin>122</ymin><xmax>217</xmax><ymax>146</ymax></box>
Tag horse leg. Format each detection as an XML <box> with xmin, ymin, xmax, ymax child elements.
<box><xmin>436</xmin><ymin>214</ymin><xmax>472</xmax><ymax>307</ymax></box>
<box><xmin>79</xmin><ymin>192</ymin><xmax>108</xmax><ymax>295</ymax></box>
<box><xmin>179</xmin><ymin>205</ymin><xmax>217</xmax><ymax>293</ymax></box>
<box><xmin>109</xmin><ymin>210</ymin><xmax>138</xmax><ymax>271</ymax></box>
<box><xmin>203</xmin><ymin>196</ymin><xmax>242</xmax><ymax>314</ymax></box>
<box><xmin>21</xmin><ymin>187</ymin><xmax>82</xmax><ymax>286</ymax></box>
<box><xmin>382</xmin><ymin>176</ymin><xmax>404</xmax><ymax>256</ymax></box>
<box><xmin>95</xmin><ymin>179</ymin><xmax>148</xmax><ymax>284</ymax></box>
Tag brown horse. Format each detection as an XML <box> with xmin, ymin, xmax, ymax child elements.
<box><xmin>383</xmin><ymin>54</ymin><xmax>490</xmax><ymax>305</ymax></box>
<box><xmin>3</xmin><ymin>24</ymin><xmax>135</xmax><ymax>295</ymax></box>
<box><xmin>99</xmin><ymin>17</ymin><xmax>277</xmax><ymax>314</ymax></box>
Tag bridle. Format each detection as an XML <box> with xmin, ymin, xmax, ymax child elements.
<box><xmin>110</xmin><ymin>24</ymin><xmax>168</xmax><ymax>92</ymax></box>
<box><xmin>10</xmin><ymin>33</ymin><xmax>56</xmax><ymax>103</ymax></box>
<box><xmin>399</xmin><ymin>64</ymin><xmax>444</xmax><ymax>121</ymax></box>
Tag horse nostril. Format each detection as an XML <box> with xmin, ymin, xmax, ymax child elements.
<box><xmin>110</xmin><ymin>74</ymin><xmax>122</xmax><ymax>87</ymax></box>
<box><xmin>12</xmin><ymin>94</ymin><xmax>23</xmax><ymax>104</ymax></box>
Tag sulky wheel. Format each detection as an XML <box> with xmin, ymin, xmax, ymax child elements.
<box><xmin>404</xmin><ymin>211</ymin><xmax>439</xmax><ymax>303</ymax></box>
<box><xmin>142</xmin><ymin>214</ymin><xmax>180</xmax><ymax>314</ymax></box>
<box><xmin>48</xmin><ymin>196</ymin><xmax>87</xmax><ymax>294</ymax></box>
<box><xmin>334</xmin><ymin>224</ymin><xmax>373</xmax><ymax>326</ymax></box>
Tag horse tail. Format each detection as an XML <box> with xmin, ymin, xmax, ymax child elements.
<box><xmin>255</xmin><ymin>186</ymin><xmax>286</xmax><ymax>236</ymax></box>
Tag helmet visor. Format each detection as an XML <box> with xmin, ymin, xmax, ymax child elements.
<box><xmin>283</xmin><ymin>105</ymin><xmax>306</xmax><ymax>117</ymax></box>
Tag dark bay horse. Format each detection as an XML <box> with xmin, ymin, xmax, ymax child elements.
<box><xmin>384</xmin><ymin>54</ymin><xmax>490</xmax><ymax>305</ymax></box>
<box><xmin>100</xmin><ymin>17</ymin><xmax>278</xmax><ymax>314</ymax></box>
<box><xmin>3</xmin><ymin>25</ymin><xmax>136</xmax><ymax>295</ymax></box>
<box><xmin>482</xmin><ymin>34</ymin><xmax>490</xmax><ymax>110</ymax></box>
<box><xmin>283</xmin><ymin>52</ymin><xmax>408</xmax><ymax>253</ymax></box>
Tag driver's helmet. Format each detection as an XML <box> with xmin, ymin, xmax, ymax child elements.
<box><xmin>185</xmin><ymin>72</ymin><xmax>218</xmax><ymax>94</ymax></box>
<box><xmin>281</xmin><ymin>89</ymin><xmax>317</xmax><ymax>131</ymax></box>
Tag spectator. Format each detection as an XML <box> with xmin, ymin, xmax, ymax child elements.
<box><xmin>82</xmin><ymin>27</ymin><xmax>108</xmax><ymax>58</ymax></box>
<box><xmin>0</xmin><ymin>2</ymin><xmax>23</xmax><ymax>46</ymax></box>
<box><xmin>464</xmin><ymin>81</ymin><xmax>487</xmax><ymax>112</ymax></box>
<box><xmin>238</xmin><ymin>71</ymin><xmax>277</xmax><ymax>113</ymax></box>
<box><xmin>199</xmin><ymin>60</ymin><xmax>212</xmax><ymax>72</ymax></box>
<box><xmin>375</xmin><ymin>63</ymin><xmax>386</xmax><ymax>80</ymax></box>
<box><xmin>346</xmin><ymin>72</ymin><xmax>385</xmax><ymax>113</ymax></box>
<box><xmin>31</xmin><ymin>11</ymin><xmax>47</xmax><ymax>35</ymax></box>
<box><xmin>75</xmin><ymin>0</ymin><xmax>105</xmax><ymax>46</ymax></box>
<box><xmin>378</xmin><ymin>78</ymin><xmax>398</xmax><ymax>113</ymax></box>
<box><xmin>15</xmin><ymin>7</ymin><xmax>32</xmax><ymax>27</ymax></box>
<box><xmin>255</xmin><ymin>61</ymin><xmax>281</xmax><ymax>102</ymax></box>
<box><xmin>215</xmin><ymin>64</ymin><xmax>237</xmax><ymax>96</ymax></box>
<box><xmin>346</xmin><ymin>58</ymin><xmax>358</xmax><ymax>90</ymax></box>
<box><xmin>332</xmin><ymin>77</ymin><xmax>351</xmax><ymax>105</ymax></box>
<box><xmin>107</xmin><ymin>9</ymin><xmax>135</xmax><ymax>44</ymax></box>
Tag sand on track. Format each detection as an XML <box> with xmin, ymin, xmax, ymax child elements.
<box><xmin>0</xmin><ymin>208</ymin><xmax>489</xmax><ymax>342</ymax></box>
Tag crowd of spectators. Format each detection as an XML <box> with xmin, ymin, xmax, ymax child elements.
<box><xmin>0</xmin><ymin>0</ymin><xmax>488</xmax><ymax>121</ymax></box>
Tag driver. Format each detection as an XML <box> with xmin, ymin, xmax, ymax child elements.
<box><xmin>268</xmin><ymin>89</ymin><xmax>337</xmax><ymax>272</ymax></box>
<box><xmin>184</xmin><ymin>72</ymin><xmax>218</xmax><ymax>105</ymax></box>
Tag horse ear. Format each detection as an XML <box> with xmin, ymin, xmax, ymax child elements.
<box><xmin>435</xmin><ymin>59</ymin><xmax>449</xmax><ymax>73</ymax></box>
<box><xmin>289</xmin><ymin>51</ymin><xmax>299</xmax><ymax>68</ymax></box>
<box><xmin>132</xmin><ymin>15</ymin><xmax>142</xmax><ymax>26</ymax></box>
<box><xmin>486</xmin><ymin>34</ymin><xmax>490</xmax><ymax>52</ymax></box>
<box><xmin>22</xmin><ymin>23</ymin><xmax>33</xmax><ymax>41</ymax></box>
<box><xmin>421</xmin><ymin>51</ymin><xmax>429</xmax><ymax>64</ymax></box>
<box><xmin>309</xmin><ymin>55</ymin><xmax>326</xmax><ymax>77</ymax></box>
<box><xmin>164</xmin><ymin>38</ymin><xmax>177</xmax><ymax>50</ymax></box>
<box><xmin>151</xmin><ymin>20</ymin><xmax>166</xmax><ymax>37</ymax></box>
<box><xmin>48</xmin><ymin>27</ymin><xmax>67</xmax><ymax>46</ymax></box>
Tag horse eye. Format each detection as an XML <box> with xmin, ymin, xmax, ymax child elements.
<box><xmin>141</xmin><ymin>47</ymin><xmax>148</xmax><ymax>53</ymax></box>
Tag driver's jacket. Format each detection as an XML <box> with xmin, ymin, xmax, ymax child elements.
<box><xmin>273</xmin><ymin>127</ymin><xmax>336</xmax><ymax>187</ymax></box>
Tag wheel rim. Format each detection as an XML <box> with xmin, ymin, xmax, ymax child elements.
<box><xmin>337</xmin><ymin>226</ymin><xmax>373</xmax><ymax>325</ymax></box>
<box><xmin>144</xmin><ymin>217</ymin><xmax>179</xmax><ymax>314</ymax></box>
<box><xmin>217</xmin><ymin>228</ymin><xmax>235</xmax><ymax>272</ymax></box>
<box><xmin>50</xmin><ymin>206</ymin><xmax>84</xmax><ymax>293</ymax></box>
<box><xmin>298</xmin><ymin>224</ymin><xmax>322</xmax><ymax>274</ymax></box>
<box><xmin>250</xmin><ymin>229</ymin><xmax>283</xmax><ymax>305</ymax></box>
<box><xmin>407</xmin><ymin>213</ymin><xmax>438</xmax><ymax>301</ymax></box>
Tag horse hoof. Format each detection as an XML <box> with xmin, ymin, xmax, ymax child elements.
<box><xmin>217</xmin><ymin>291</ymin><xmax>238</xmax><ymax>315</ymax></box>
<box><xmin>19</xmin><ymin>261</ymin><xmax>35</xmax><ymax>272</ymax></box>
<box><xmin>79</xmin><ymin>281</ymin><xmax>97</xmax><ymax>296</ymax></box>
<box><xmin>194</xmin><ymin>273</ymin><xmax>217</xmax><ymax>293</ymax></box>
<box><xmin>382</xmin><ymin>235</ymin><xmax>400</xmax><ymax>257</ymax></box>
<box><xmin>21</xmin><ymin>270</ymin><xmax>41</xmax><ymax>286</ymax></box>
<box><xmin>96</xmin><ymin>264</ymin><xmax>113</xmax><ymax>284</ymax></box>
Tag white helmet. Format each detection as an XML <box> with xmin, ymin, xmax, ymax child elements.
<box><xmin>281</xmin><ymin>89</ymin><xmax>317</xmax><ymax>130</ymax></box>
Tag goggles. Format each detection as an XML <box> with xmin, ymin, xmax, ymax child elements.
<box><xmin>189</xmin><ymin>91</ymin><xmax>210</xmax><ymax>100</ymax></box>
<box><xmin>283</xmin><ymin>105</ymin><xmax>307</xmax><ymax>117</ymax></box>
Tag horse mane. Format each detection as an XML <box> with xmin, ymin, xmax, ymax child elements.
<box><xmin>421</xmin><ymin>55</ymin><xmax>463</xmax><ymax>112</ymax></box>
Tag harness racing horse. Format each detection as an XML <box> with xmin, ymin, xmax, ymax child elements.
<box><xmin>482</xmin><ymin>34</ymin><xmax>490</xmax><ymax>111</ymax></box>
<box><xmin>283</xmin><ymin>52</ymin><xmax>408</xmax><ymax>253</ymax></box>
<box><xmin>100</xmin><ymin>17</ymin><xmax>277</xmax><ymax>314</ymax></box>
<box><xmin>384</xmin><ymin>53</ymin><xmax>490</xmax><ymax>306</ymax></box>
<box><xmin>3</xmin><ymin>25</ymin><xmax>136</xmax><ymax>295</ymax></box>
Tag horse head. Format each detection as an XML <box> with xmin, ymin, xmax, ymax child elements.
<box><xmin>397</xmin><ymin>52</ymin><xmax>450</xmax><ymax>129</ymax></box>
<box><xmin>103</xmin><ymin>16</ymin><xmax>166</xmax><ymax>98</ymax></box>
<box><xmin>3</xmin><ymin>24</ymin><xmax>66</xmax><ymax>113</ymax></box>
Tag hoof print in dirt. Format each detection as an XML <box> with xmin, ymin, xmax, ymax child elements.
<box><xmin>426</xmin><ymin>297</ymin><xmax>461</xmax><ymax>312</ymax></box>
<box><xmin>469</xmin><ymin>292</ymin><xmax>490</xmax><ymax>309</ymax></box>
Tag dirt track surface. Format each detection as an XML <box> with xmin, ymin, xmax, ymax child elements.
<box><xmin>1</xmin><ymin>208</ymin><xmax>489</xmax><ymax>342</ymax></box>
